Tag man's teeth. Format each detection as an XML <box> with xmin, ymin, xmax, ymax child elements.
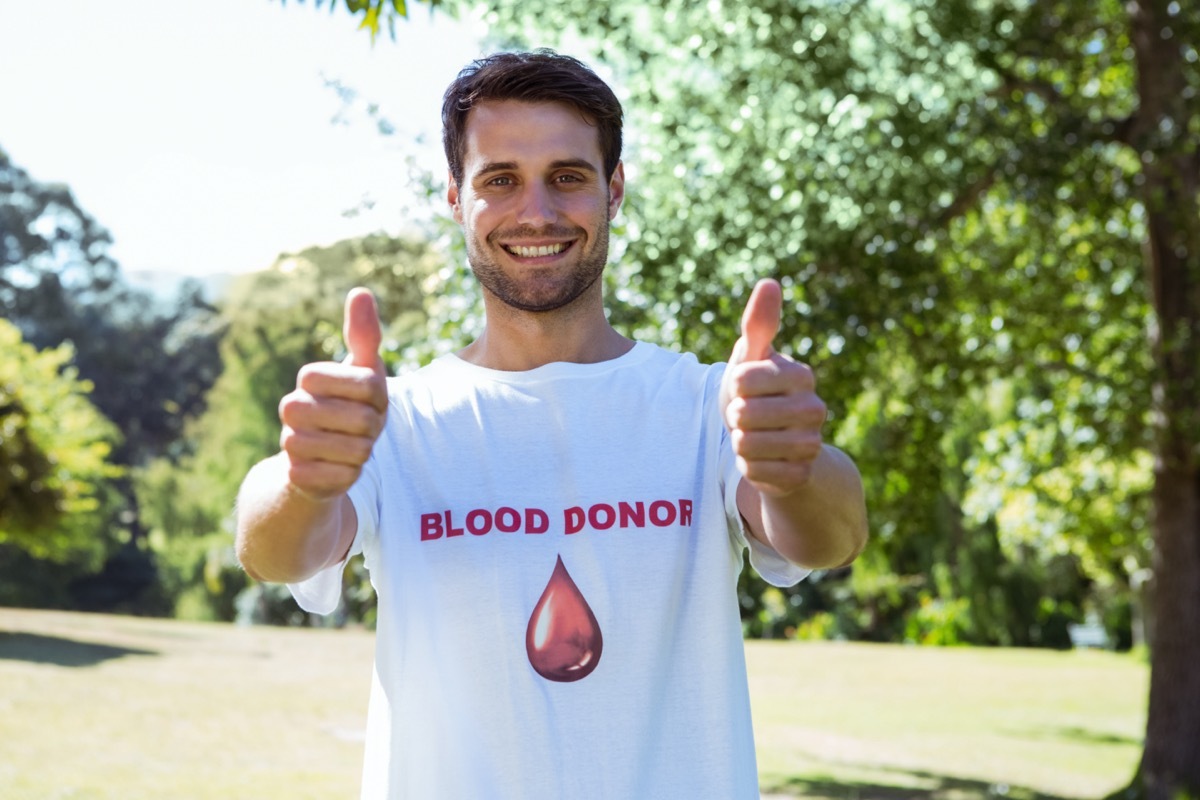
<box><xmin>508</xmin><ymin>243</ymin><xmax>566</xmax><ymax>257</ymax></box>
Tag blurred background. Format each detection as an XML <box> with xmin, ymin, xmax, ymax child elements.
<box><xmin>1</xmin><ymin>0</ymin><xmax>1197</xmax><ymax>797</ymax></box>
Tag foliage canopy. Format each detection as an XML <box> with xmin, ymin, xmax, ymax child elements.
<box><xmin>0</xmin><ymin>320</ymin><xmax>120</xmax><ymax>565</ymax></box>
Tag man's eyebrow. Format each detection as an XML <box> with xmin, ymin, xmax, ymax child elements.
<box><xmin>475</xmin><ymin>159</ymin><xmax>599</xmax><ymax>176</ymax></box>
<box><xmin>477</xmin><ymin>161</ymin><xmax>518</xmax><ymax>176</ymax></box>
<box><xmin>548</xmin><ymin>159</ymin><xmax>599</xmax><ymax>173</ymax></box>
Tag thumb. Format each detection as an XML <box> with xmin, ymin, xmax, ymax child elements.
<box><xmin>737</xmin><ymin>278</ymin><xmax>782</xmax><ymax>363</ymax></box>
<box><xmin>343</xmin><ymin>287</ymin><xmax>383</xmax><ymax>371</ymax></box>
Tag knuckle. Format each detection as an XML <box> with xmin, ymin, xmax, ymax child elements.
<box><xmin>784</xmin><ymin>442</ymin><xmax>810</xmax><ymax>462</ymax></box>
<box><xmin>799</xmin><ymin>398</ymin><xmax>827</xmax><ymax>428</ymax></box>
<box><xmin>279</xmin><ymin>426</ymin><xmax>298</xmax><ymax>451</ymax></box>
<box><xmin>735</xmin><ymin>455</ymin><xmax>754</xmax><ymax>477</ymax></box>
<box><xmin>358</xmin><ymin>405</ymin><xmax>382</xmax><ymax>435</ymax></box>
<box><xmin>298</xmin><ymin>362</ymin><xmax>341</xmax><ymax>392</ymax></box>
<box><xmin>352</xmin><ymin>437</ymin><xmax>374</xmax><ymax>464</ymax></box>
<box><xmin>296</xmin><ymin>363</ymin><xmax>320</xmax><ymax>387</ymax></box>
<box><xmin>725</xmin><ymin>397</ymin><xmax>748</xmax><ymax>429</ymax></box>
<box><xmin>285</xmin><ymin>459</ymin><xmax>313</xmax><ymax>489</ymax></box>
<box><xmin>281</xmin><ymin>429</ymin><xmax>317</xmax><ymax>461</ymax></box>
<box><xmin>367</xmin><ymin>378</ymin><xmax>385</xmax><ymax>405</ymax></box>
<box><xmin>731</xmin><ymin>363</ymin><xmax>758</xmax><ymax>394</ymax></box>
<box><xmin>278</xmin><ymin>393</ymin><xmax>303</xmax><ymax>425</ymax></box>
<box><xmin>731</xmin><ymin>374</ymin><xmax>750</xmax><ymax>397</ymax></box>
<box><xmin>791</xmin><ymin>436</ymin><xmax>822</xmax><ymax>462</ymax></box>
<box><xmin>784</xmin><ymin>360</ymin><xmax>814</xmax><ymax>390</ymax></box>
<box><xmin>340</xmin><ymin>465</ymin><xmax>364</xmax><ymax>493</ymax></box>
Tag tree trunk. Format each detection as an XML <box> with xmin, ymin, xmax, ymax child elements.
<box><xmin>1131</xmin><ymin>2</ymin><xmax>1200</xmax><ymax>797</ymax></box>
<box><xmin>1143</xmin><ymin>464</ymin><xmax>1200</xmax><ymax>798</ymax></box>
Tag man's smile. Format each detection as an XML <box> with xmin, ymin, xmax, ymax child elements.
<box><xmin>501</xmin><ymin>241</ymin><xmax>576</xmax><ymax>259</ymax></box>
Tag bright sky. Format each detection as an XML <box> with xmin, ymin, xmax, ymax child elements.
<box><xmin>0</xmin><ymin>0</ymin><xmax>489</xmax><ymax>276</ymax></box>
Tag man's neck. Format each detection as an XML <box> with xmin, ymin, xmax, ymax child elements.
<box><xmin>457</xmin><ymin>293</ymin><xmax>634</xmax><ymax>372</ymax></box>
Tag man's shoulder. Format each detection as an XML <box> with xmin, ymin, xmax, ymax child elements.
<box><xmin>377</xmin><ymin>355</ymin><xmax>454</xmax><ymax>406</ymax></box>
<box><xmin>385</xmin><ymin>352</ymin><xmax>458</xmax><ymax>381</ymax></box>
<box><xmin>633</xmin><ymin>342</ymin><xmax>727</xmax><ymax>380</ymax></box>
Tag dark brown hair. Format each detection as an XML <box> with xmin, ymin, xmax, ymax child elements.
<box><xmin>442</xmin><ymin>49</ymin><xmax>623</xmax><ymax>187</ymax></box>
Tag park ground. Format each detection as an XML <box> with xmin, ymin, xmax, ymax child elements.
<box><xmin>0</xmin><ymin>608</ymin><xmax>1146</xmax><ymax>800</ymax></box>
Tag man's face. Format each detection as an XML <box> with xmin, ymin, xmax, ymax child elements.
<box><xmin>448</xmin><ymin>100</ymin><xmax>625</xmax><ymax>313</ymax></box>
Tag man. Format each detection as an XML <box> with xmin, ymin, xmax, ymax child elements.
<box><xmin>236</xmin><ymin>50</ymin><xmax>868</xmax><ymax>799</ymax></box>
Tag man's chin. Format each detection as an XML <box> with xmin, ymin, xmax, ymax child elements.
<box><xmin>493</xmin><ymin>289</ymin><xmax>582</xmax><ymax>314</ymax></box>
<box><xmin>479</xmin><ymin>275</ymin><xmax>600</xmax><ymax>314</ymax></box>
<box><xmin>469</xmin><ymin>246</ymin><xmax>607</xmax><ymax>314</ymax></box>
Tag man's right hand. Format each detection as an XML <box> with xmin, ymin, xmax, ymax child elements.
<box><xmin>277</xmin><ymin>288</ymin><xmax>389</xmax><ymax>501</ymax></box>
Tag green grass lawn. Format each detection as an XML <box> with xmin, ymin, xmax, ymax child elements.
<box><xmin>0</xmin><ymin>608</ymin><xmax>1146</xmax><ymax>800</ymax></box>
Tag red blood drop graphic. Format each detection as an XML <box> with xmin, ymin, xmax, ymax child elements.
<box><xmin>526</xmin><ymin>555</ymin><xmax>603</xmax><ymax>682</ymax></box>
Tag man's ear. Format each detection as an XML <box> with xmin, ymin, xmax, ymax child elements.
<box><xmin>607</xmin><ymin>161</ymin><xmax>626</xmax><ymax>221</ymax></box>
<box><xmin>447</xmin><ymin>171</ymin><xmax>463</xmax><ymax>224</ymax></box>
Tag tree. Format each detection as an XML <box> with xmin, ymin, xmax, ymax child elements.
<box><xmin>0</xmin><ymin>320</ymin><xmax>120</xmax><ymax>566</ymax></box>
<box><xmin>1112</xmin><ymin>2</ymin><xmax>1198</xmax><ymax>791</ymax></box>
<box><xmin>1</xmin><ymin>146</ymin><xmax>223</xmax><ymax>470</ymax></box>
<box><xmin>915</xmin><ymin>2</ymin><xmax>1197</xmax><ymax>791</ymax></box>
<box><xmin>1</xmin><ymin>146</ymin><xmax>225</xmax><ymax>609</ymax></box>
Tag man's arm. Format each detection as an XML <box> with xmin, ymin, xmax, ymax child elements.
<box><xmin>236</xmin><ymin>454</ymin><xmax>359</xmax><ymax>583</ymax></box>
<box><xmin>722</xmin><ymin>279</ymin><xmax>868</xmax><ymax>570</ymax></box>
<box><xmin>235</xmin><ymin>288</ymin><xmax>389</xmax><ymax>584</ymax></box>
<box><xmin>735</xmin><ymin>446</ymin><xmax>867</xmax><ymax>569</ymax></box>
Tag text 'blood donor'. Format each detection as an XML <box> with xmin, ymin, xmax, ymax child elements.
<box><xmin>419</xmin><ymin>498</ymin><xmax>694</xmax><ymax>541</ymax></box>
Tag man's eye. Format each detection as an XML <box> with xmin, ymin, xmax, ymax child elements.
<box><xmin>555</xmin><ymin>174</ymin><xmax>582</xmax><ymax>183</ymax></box>
<box><xmin>488</xmin><ymin>176</ymin><xmax>513</xmax><ymax>186</ymax></box>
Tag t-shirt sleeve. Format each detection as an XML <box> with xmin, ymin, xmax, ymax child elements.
<box><xmin>711</xmin><ymin>364</ymin><xmax>810</xmax><ymax>588</ymax></box>
<box><xmin>285</xmin><ymin>453</ymin><xmax>379</xmax><ymax>615</ymax></box>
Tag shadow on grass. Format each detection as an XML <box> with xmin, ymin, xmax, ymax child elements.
<box><xmin>0</xmin><ymin>632</ymin><xmax>157</xmax><ymax>667</ymax></box>
<box><xmin>765</xmin><ymin>767</ymin><xmax>1075</xmax><ymax>800</ymax></box>
<box><xmin>1028</xmin><ymin>725</ymin><xmax>1142</xmax><ymax>748</ymax></box>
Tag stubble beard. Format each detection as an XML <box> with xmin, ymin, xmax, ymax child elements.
<box><xmin>466</xmin><ymin>218</ymin><xmax>611</xmax><ymax>314</ymax></box>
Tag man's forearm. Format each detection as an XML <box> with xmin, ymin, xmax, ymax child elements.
<box><xmin>235</xmin><ymin>453</ymin><xmax>355</xmax><ymax>584</ymax></box>
<box><xmin>738</xmin><ymin>445</ymin><xmax>868</xmax><ymax>570</ymax></box>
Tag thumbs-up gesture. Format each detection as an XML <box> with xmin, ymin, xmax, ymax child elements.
<box><xmin>720</xmin><ymin>279</ymin><xmax>827</xmax><ymax>497</ymax></box>
<box><xmin>277</xmin><ymin>288</ymin><xmax>389</xmax><ymax>501</ymax></box>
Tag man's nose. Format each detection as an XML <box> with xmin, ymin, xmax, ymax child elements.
<box><xmin>515</xmin><ymin>183</ymin><xmax>557</xmax><ymax>227</ymax></box>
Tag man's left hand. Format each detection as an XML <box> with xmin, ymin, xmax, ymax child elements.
<box><xmin>719</xmin><ymin>278</ymin><xmax>827</xmax><ymax>497</ymax></box>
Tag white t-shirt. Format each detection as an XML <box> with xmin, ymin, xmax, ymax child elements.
<box><xmin>290</xmin><ymin>342</ymin><xmax>807</xmax><ymax>799</ymax></box>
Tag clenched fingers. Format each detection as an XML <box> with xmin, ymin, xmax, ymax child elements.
<box><xmin>734</xmin><ymin>458</ymin><xmax>815</xmax><ymax>495</ymax></box>
<box><xmin>280</xmin><ymin>426</ymin><xmax>378</xmax><ymax>468</ymax></box>
<box><xmin>726</xmin><ymin>353</ymin><xmax>814</xmax><ymax>398</ymax></box>
<box><xmin>282</xmin><ymin>457</ymin><xmax>367</xmax><ymax>500</ymax></box>
<box><xmin>731</xmin><ymin>428</ymin><xmax>823</xmax><ymax>462</ymax></box>
<box><xmin>723</xmin><ymin>351</ymin><xmax>826</xmax><ymax>495</ymax></box>
<box><xmin>279</xmin><ymin>391</ymin><xmax>386</xmax><ymax>439</ymax></box>
<box><xmin>297</xmin><ymin>362</ymin><xmax>389</xmax><ymax>413</ymax></box>
<box><xmin>724</xmin><ymin>394</ymin><xmax>826</xmax><ymax>432</ymax></box>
